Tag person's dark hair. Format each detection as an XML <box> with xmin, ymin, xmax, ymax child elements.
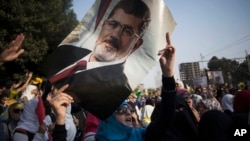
<box><xmin>108</xmin><ymin>0</ymin><xmax>151</xmax><ymax>37</ymax></box>
<box><xmin>1</xmin><ymin>89</ymin><xmax>10</xmax><ymax>98</ymax></box>
<box><xmin>145</xmin><ymin>98</ymin><xmax>155</xmax><ymax>106</ymax></box>
<box><xmin>41</xmin><ymin>80</ymin><xmax>52</xmax><ymax>101</ymax></box>
<box><xmin>0</xmin><ymin>81</ymin><xmax>5</xmax><ymax>89</ymax></box>
<box><xmin>5</xmin><ymin>81</ymin><xmax>14</xmax><ymax>89</ymax></box>
<box><xmin>0</xmin><ymin>93</ymin><xmax>8</xmax><ymax>100</ymax></box>
<box><xmin>195</xmin><ymin>86</ymin><xmax>202</xmax><ymax>94</ymax></box>
<box><xmin>41</xmin><ymin>80</ymin><xmax>52</xmax><ymax>115</ymax></box>
<box><xmin>229</xmin><ymin>88</ymin><xmax>237</xmax><ymax>95</ymax></box>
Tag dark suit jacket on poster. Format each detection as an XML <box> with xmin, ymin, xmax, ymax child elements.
<box><xmin>40</xmin><ymin>45</ymin><xmax>132</xmax><ymax>120</ymax></box>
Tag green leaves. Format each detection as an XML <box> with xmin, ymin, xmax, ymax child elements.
<box><xmin>207</xmin><ymin>56</ymin><xmax>249</xmax><ymax>86</ymax></box>
<box><xmin>0</xmin><ymin>0</ymin><xmax>78</xmax><ymax>77</ymax></box>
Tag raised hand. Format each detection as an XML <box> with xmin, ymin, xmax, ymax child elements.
<box><xmin>49</xmin><ymin>84</ymin><xmax>73</xmax><ymax>125</ymax></box>
<box><xmin>158</xmin><ymin>32</ymin><xmax>175</xmax><ymax>77</ymax></box>
<box><xmin>0</xmin><ymin>34</ymin><xmax>25</xmax><ymax>66</ymax></box>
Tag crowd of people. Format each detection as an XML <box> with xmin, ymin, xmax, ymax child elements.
<box><xmin>0</xmin><ymin>45</ymin><xmax>81</xmax><ymax>141</ymax></box>
<box><xmin>1</xmin><ymin>0</ymin><xmax>250</xmax><ymax>140</ymax></box>
<box><xmin>1</xmin><ymin>32</ymin><xmax>249</xmax><ymax>141</ymax></box>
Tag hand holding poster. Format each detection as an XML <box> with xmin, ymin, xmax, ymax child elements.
<box><xmin>41</xmin><ymin>0</ymin><xmax>176</xmax><ymax>120</ymax></box>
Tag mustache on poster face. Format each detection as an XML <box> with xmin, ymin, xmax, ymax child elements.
<box><xmin>104</xmin><ymin>37</ymin><xmax>120</xmax><ymax>49</ymax></box>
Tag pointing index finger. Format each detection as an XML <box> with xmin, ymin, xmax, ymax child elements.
<box><xmin>166</xmin><ymin>32</ymin><xmax>172</xmax><ymax>45</ymax></box>
<box><xmin>57</xmin><ymin>84</ymin><xmax>69</xmax><ymax>94</ymax></box>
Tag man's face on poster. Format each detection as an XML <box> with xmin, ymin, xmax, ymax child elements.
<box><xmin>92</xmin><ymin>8</ymin><xmax>143</xmax><ymax>62</ymax></box>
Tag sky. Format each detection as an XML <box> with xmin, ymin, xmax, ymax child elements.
<box><xmin>72</xmin><ymin>0</ymin><xmax>250</xmax><ymax>88</ymax></box>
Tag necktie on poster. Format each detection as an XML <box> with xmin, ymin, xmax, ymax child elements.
<box><xmin>41</xmin><ymin>0</ymin><xmax>176</xmax><ymax>120</ymax></box>
<box><xmin>49</xmin><ymin>60</ymin><xmax>87</xmax><ymax>83</ymax></box>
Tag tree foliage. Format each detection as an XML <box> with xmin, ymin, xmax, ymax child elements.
<box><xmin>0</xmin><ymin>0</ymin><xmax>78</xmax><ymax>77</ymax></box>
<box><xmin>207</xmin><ymin>56</ymin><xmax>250</xmax><ymax>86</ymax></box>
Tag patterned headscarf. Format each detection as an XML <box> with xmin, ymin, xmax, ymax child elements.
<box><xmin>200</xmin><ymin>98</ymin><xmax>222</xmax><ymax>111</ymax></box>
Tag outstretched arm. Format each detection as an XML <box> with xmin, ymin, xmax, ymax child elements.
<box><xmin>0</xmin><ymin>34</ymin><xmax>25</xmax><ymax>66</ymax></box>
<box><xmin>49</xmin><ymin>84</ymin><xmax>73</xmax><ymax>141</ymax></box>
<box><xmin>145</xmin><ymin>32</ymin><xmax>176</xmax><ymax>141</ymax></box>
<box><xmin>16</xmin><ymin>72</ymin><xmax>33</xmax><ymax>94</ymax></box>
<box><xmin>158</xmin><ymin>32</ymin><xmax>176</xmax><ymax>123</ymax></box>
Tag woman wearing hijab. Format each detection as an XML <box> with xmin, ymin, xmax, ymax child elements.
<box><xmin>21</xmin><ymin>84</ymin><xmax>39</xmax><ymax>104</ymax></box>
<box><xmin>221</xmin><ymin>93</ymin><xmax>234</xmax><ymax>115</ymax></box>
<box><xmin>145</xmin><ymin>34</ymin><xmax>198</xmax><ymax>141</ymax></box>
<box><xmin>95</xmin><ymin>102</ymin><xmax>144</xmax><ymax>141</ymax></box>
<box><xmin>198</xmin><ymin>110</ymin><xmax>233</xmax><ymax>141</ymax></box>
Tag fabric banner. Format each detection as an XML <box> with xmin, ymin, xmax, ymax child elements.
<box><xmin>41</xmin><ymin>0</ymin><xmax>176</xmax><ymax>120</ymax></box>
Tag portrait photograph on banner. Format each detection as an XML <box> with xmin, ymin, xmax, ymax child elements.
<box><xmin>40</xmin><ymin>0</ymin><xmax>176</xmax><ymax>120</ymax></box>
